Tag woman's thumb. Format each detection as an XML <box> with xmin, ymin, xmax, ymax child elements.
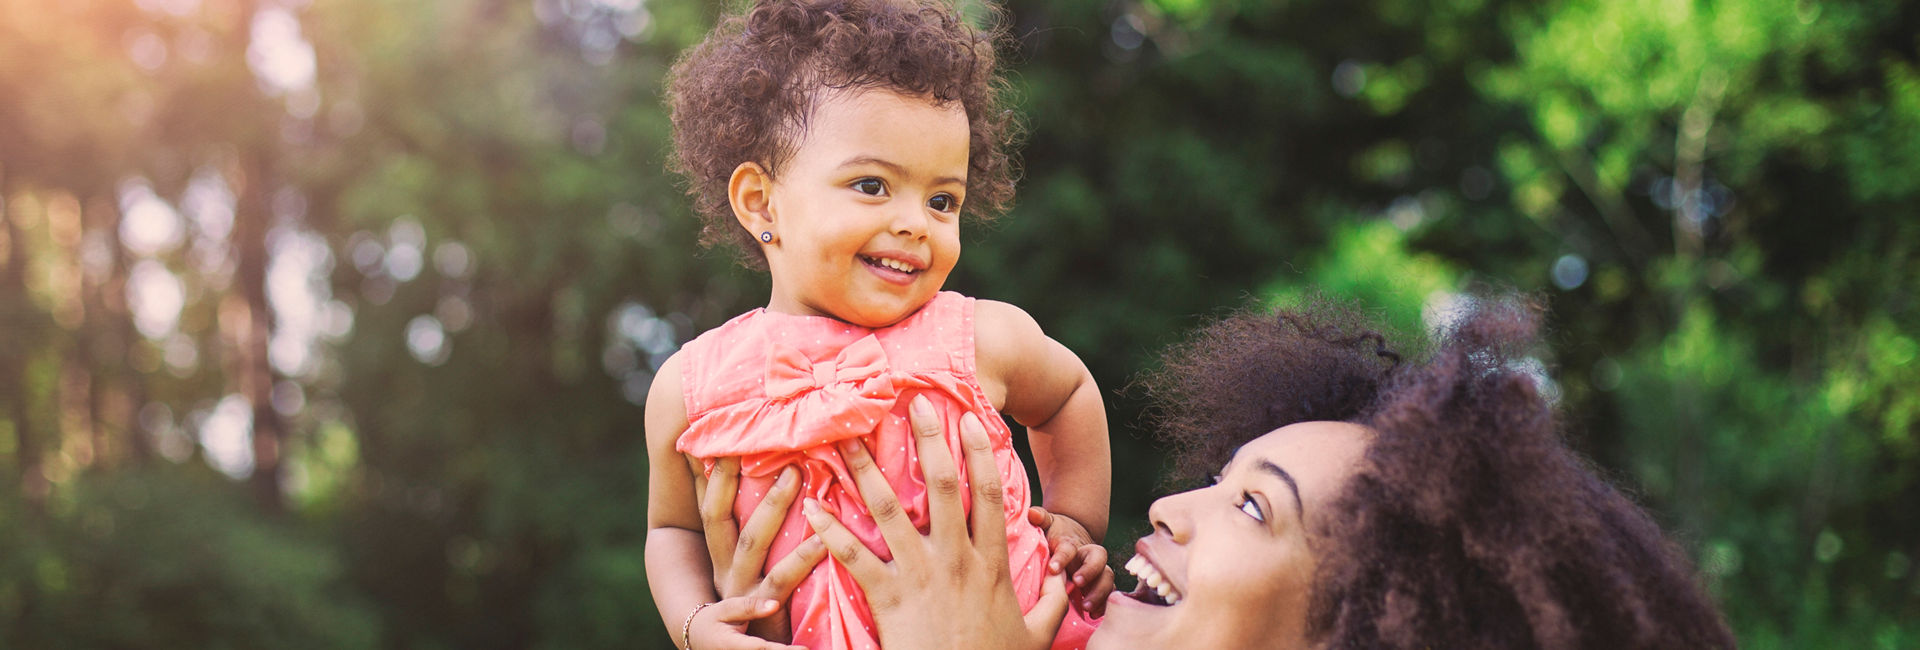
<box><xmin>711</xmin><ymin>596</ymin><xmax>782</xmax><ymax>624</ymax></box>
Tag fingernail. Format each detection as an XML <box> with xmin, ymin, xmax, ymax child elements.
<box><xmin>802</xmin><ymin>498</ymin><xmax>820</xmax><ymax>516</ymax></box>
<box><xmin>777</xmin><ymin>469</ymin><xmax>796</xmax><ymax>487</ymax></box>
<box><xmin>1074</xmin><ymin>575</ymin><xmax>1085</xmax><ymax>585</ymax></box>
<box><xmin>1050</xmin><ymin>561</ymin><xmax>1061</xmax><ymax>572</ymax></box>
<box><xmin>912</xmin><ymin>395</ymin><xmax>932</xmax><ymax>415</ymax></box>
<box><xmin>760</xmin><ymin>599</ymin><xmax>779</xmax><ymax>612</ymax></box>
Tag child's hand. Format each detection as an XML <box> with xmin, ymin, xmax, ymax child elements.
<box><xmin>1027</xmin><ymin>506</ymin><xmax>1116</xmax><ymax>617</ymax></box>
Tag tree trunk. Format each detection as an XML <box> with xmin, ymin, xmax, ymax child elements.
<box><xmin>231</xmin><ymin>149</ymin><xmax>287</xmax><ymax>513</ymax></box>
<box><xmin>99</xmin><ymin>190</ymin><xmax>151</xmax><ymax>465</ymax></box>
<box><xmin>0</xmin><ymin>174</ymin><xmax>47</xmax><ymax>506</ymax></box>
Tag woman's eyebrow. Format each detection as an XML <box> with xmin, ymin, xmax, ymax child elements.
<box><xmin>1254</xmin><ymin>459</ymin><xmax>1306</xmax><ymax>523</ymax></box>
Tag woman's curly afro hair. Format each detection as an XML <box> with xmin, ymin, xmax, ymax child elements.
<box><xmin>665</xmin><ymin>0</ymin><xmax>1020</xmax><ymax>267</ymax></box>
<box><xmin>1139</xmin><ymin>295</ymin><xmax>1736</xmax><ymax>649</ymax></box>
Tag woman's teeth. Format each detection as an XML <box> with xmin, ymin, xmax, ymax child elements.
<box><xmin>1124</xmin><ymin>555</ymin><xmax>1183</xmax><ymax>606</ymax></box>
<box><xmin>862</xmin><ymin>255</ymin><xmax>916</xmax><ymax>273</ymax></box>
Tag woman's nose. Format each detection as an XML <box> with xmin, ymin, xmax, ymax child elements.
<box><xmin>1146</xmin><ymin>489</ymin><xmax>1198</xmax><ymax>543</ymax></box>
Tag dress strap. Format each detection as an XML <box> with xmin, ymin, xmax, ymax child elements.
<box><xmin>939</xmin><ymin>292</ymin><xmax>978</xmax><ymax>379</ymax></box>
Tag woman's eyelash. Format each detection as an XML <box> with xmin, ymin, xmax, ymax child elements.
<box><xmin>1237</xmin><ymin>491</ymin><xmax>1266</xmax><ymax>523</ymax></box>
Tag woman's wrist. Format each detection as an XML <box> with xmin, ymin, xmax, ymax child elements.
<box><xmin>681</xmin><ymin>601</ymin><xmax>715</xmax><ymax>650</ymax></box>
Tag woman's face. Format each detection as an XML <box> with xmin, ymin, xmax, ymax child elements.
<box><xmin>1091</xmin><ymin>421</ymin><xmax>1372</xmax><ymax>650</ymax></box>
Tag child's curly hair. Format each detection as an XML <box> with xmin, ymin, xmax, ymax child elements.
<box><xmin>1140</xmin><ymin>295</ymin><xmax>1736</xmax><ymax>648</ymax></box>
<box><xmin>666</xmin><ymin>0</ymin><xmax>1020</xmax><ymax>267</ymax></box>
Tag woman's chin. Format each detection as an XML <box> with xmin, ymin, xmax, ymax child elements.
<box><xmin>1089</xmin><ymin>592</ymin><xmax>1175</xmax><ymax>648</ymax></box>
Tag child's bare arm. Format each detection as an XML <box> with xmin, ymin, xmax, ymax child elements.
<box><xmin>643</xmin><ymin>353</ymin><xmax>722</xmax><ymax>646</ymax></box>
<box><xmin>975</xmin><ymin>300</ymin><xmax>1111</xmax><ymax>542</ymax></box>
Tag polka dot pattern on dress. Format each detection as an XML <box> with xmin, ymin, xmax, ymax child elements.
<box><xmin>673</xmin><ymin>293</ymin><xmax>1077</xmax><ymax>650</ymax></box>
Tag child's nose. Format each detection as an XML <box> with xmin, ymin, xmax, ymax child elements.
<box><xmin>889</xmin><ymin>204</ymin><xmax>928</xmax><ymax>238</ymax></box>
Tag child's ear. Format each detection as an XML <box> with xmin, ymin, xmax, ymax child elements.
<box><xmin>728</xmin><ymin>161</ymin><xmax>775</xmax><ymax>240</ymax></box>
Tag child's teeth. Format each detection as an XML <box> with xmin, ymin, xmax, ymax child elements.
<box><xmin>868</xmin><ymin>257</ymin><xmax>913</xmax><ymax>273</ymax></box>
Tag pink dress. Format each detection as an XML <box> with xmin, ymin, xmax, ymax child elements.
<box><xmin>676</xmin><ymin>292</ymin><xmax>1098</xmax><ymax>650</ymax></box>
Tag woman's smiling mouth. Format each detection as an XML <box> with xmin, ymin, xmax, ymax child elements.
<box><xmin>1123</xmin><ymin>554</ymin><xmax>1184</xmax><ymax>606</ymax></box>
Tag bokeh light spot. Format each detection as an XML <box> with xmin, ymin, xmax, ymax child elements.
<box><xmin>127</xmin><ymin>260</ymin><xmax>185</xmax><ymax>339</ymax></box>
<box><xmin>198</xmin><ymin>395</ymin><xmax>256</xmax><ymax>479</ymax></box>
<box><xmin>407</xmin><ymin>315</ymin><xmax>450</xmax><ymax>366</ymax></box>
<box><xmin>1552</xmin><ymin>254</ymin><xmax>1589</xmax><ymax>290</ymax></box>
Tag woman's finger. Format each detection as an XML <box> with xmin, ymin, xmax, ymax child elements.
<box><xmin>704</xmin><ymin>596</ymin><xmax>810</xmax><ymax>650</ymax></box>
<box><xmin>688</xmin><ymin>453</ymin><xmax>712</xmax><ymax>507</ymax></box>
<box><xmin>834</xmin><ymin>436</ymin><xmax>919</xmax><ymax>563</ymax></box>
<box><xmin>701</xmin><ymin>457</ymin><xmax>743</xmax><ymax>579</ymax></box>
<box><xmin>803</xmin><ymin>498</ymin><xmax>887</xmax><ymax>584</ymax></box>
<box><xmin>709</xmin><ymin>596</ymin><xmax>782</xmax><ymax>625</ymax></box>
<box><xmin>958</xmin><ymin>413</ymin><xmax>1011</xmax><ymax>561</ymax></box>
<box><xmin>1021</xmin><ymin>570</ymin><xmax>1071</xmax><ymax>648</ymax></box>
<box><xmin>908</xmin><ymin>395</ymin><xmax>967</xmax><ymax>545</ymax></box>
<box><xmin>754</xmin><ymin>535</ymin><xmax>826</xmax><ymax>603</ymax></box>
<box><xmin>727</xmin><ymin>467</ymin><xmax>799</xmax><ymax>590</ymax></box>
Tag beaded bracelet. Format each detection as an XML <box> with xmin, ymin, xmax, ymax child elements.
<box><xmin>681</xmin><ymin>601</ymin><xmax>715</xmax><ymax>650</ymax></box>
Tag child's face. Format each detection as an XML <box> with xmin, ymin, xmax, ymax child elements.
<box><xmin>757</xmin><ymin>89</ymin><xmax>970</xmax><ymax>328</ymax></box>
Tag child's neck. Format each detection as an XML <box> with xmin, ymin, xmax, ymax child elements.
<box><xmin>763</xmin><ymin>292</ymin><xmax>932</xmax><ymax>330</ymax></box>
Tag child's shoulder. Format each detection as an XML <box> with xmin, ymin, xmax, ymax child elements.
<box><xmin>969</xmin><ymin>297</ymin><xmax>1052</xmax><ymax>375</ymax></box>
<box><xmin>644</xmin><ymin>350</ymin><xmax>689</xmax><ymax>447</ymax></box>
<box><xmin>970</xmin><ymin>297</ymin><xmax>1041</xmax><ymax>337</ymax></box>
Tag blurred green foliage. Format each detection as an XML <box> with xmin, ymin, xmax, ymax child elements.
<box><xmin>1</xmin><ymin>0</ymin><xmax>1915</xmax><ymax>647</ymax></box>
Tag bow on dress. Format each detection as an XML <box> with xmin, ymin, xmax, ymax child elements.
<box><xmin>677</xmin><ymin>334</ymin><xmax>901</xmax><ymax>471</ymax></box>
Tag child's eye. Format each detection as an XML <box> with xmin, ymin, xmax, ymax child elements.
<box><xmin>851</xmin><ymin>178</ymin><xmax>887</xmax><ymax>196</ymax></box>
<box><xmin>1237</xmin><ymin>492</ymin><xmax>1266</xmax><ymax>523</ymax></box>
<box><xmin>927</xmin><ymin>193</ymin><xmax>958</xmax><ymax>213</ymax></box>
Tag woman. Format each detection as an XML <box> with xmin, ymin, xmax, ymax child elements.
<box><xmin>686</xmin><ymin>297</ymin><xmax>1736</xmax><ymax>649</ymax></box>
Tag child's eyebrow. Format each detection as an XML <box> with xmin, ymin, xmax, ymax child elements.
<box><xmin>837</xmin><ymin>156</ymin><xmax>966</xmax><ymax>188</ymax></box>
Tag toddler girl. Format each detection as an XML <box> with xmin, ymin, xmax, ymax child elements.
<box><xmin>643</xmin><ymin>2</ymin><xmax>1111</xmax><ymax>649</ymax></box>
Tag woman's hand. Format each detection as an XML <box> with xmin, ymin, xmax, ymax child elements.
<box><xmin>802</xmin><ymin>396</ymin><xmax>1070</xmax><ymax>650</ymax></box>
<box><xmin>689</xmin><ymin>458</ymin><xmax>827</xmax><ymax>649</ymax></box>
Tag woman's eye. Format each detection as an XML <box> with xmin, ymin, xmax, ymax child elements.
<box><xmin>852</xmin><ymin>178</ymin><xmax>886</xmax><ymax>196</ymax></box>
<box><xmin>1237</xmin><ymin>492</ymin><xmax>1266</xmax><ymax>523</ymax></box>
<box><xmin>928</xmin><ymin>193</ymin><xmax>958</xmax><ymax>213</ymax></box>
